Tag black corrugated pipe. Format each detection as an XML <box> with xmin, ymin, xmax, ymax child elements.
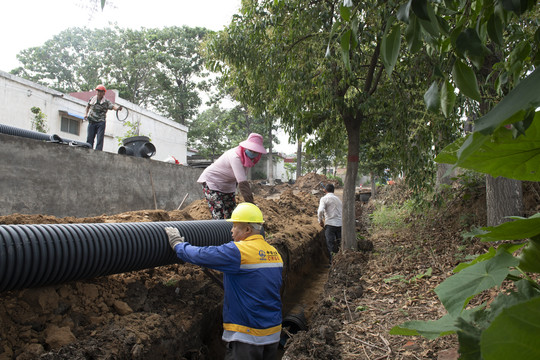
<box><xmin>0</xmin><ymin>220</ymin><xmax>233</xmax><ymax>293</ymax></box>
<box><xmin>0</xmin><ymin>123</ymin><xmax>91</xmax><ymax>148</ymax></box>
<box><xmin>0</xmin><ymin>123</ymin><xmax>61</xmax><ymax>143</ymax></box>
<box><xmin>118</xmin><ymin>136</ymin><xmax>156</xmax><ymax>158</ymax></box>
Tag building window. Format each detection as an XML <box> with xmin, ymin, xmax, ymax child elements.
<box><xmin>61</xmin><ymin>117</ymin><xmax>80</xmax><ymax>135</ymax></box>
<box><xmin>59</xmin><ymin>111</ymin><xmax>83</xmax><ymax>136</ymax></box>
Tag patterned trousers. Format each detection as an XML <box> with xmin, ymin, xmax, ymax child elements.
<box><xmin>201</xmin><ymin>183</ymin><xmax>236</xmax><ymax>220</ymax></box>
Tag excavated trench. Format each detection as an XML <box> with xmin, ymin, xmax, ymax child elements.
<box><xmin>0</xmin><ymin>209</ymin><xmax>330</xmax><ymax>359</ymax></box>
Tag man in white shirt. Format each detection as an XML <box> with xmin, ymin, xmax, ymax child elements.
<box><xmin>317</xmin><ymin>183</ymin><xmax>342</xmax><ymax>264</ymax></box>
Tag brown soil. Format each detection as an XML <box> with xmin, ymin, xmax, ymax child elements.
<box><xmin>1</xmin><ymin>175</ymin><xmax>538</xmax><ymax>360</ymax></box>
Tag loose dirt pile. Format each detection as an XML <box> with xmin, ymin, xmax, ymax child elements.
<box><xmin>2</xmin><ymin>175</ymin><xmax>537</xmax><ymax>360</ymax></box>
<box><xmin>0</xmin><ymin>174</ymin><xmax>338</xmax><ymax>360</ymax></box>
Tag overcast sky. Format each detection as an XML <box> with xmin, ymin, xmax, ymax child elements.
<box><xmin>1</xmin><ymin>0</ymin><xmax>297</xmax><ymax>153</ymax></box>
<box><xmin>1</xmin><ymin>0</ymin><xmax>242</xmax><ymax>71</ymax></box>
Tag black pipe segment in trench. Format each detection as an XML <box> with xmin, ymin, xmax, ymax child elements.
<box><xmin>0</xmin><ymin>220</ymin><xmax>233</xmax><ymax>293</ymax></box>
<box><xmin>0</xmin><ymin>123</ymin><xmax>91</xmax><ymax>148</ymax></box>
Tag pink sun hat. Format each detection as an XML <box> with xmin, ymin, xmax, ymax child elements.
<box><xmin>239</xmin><ymin>133</ymin><xmax>267</xmax><ymax>154</ymax></box>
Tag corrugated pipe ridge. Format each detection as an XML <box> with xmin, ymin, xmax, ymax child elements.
<box><xmin>0</xmin><ymin>220</ymin><xmax>233</xmax><ymax>293</ymax></box>
<box><xmin>0</xmin><ymin>123</ymin><xmax>91</xmax><ymax>148</ymax></box>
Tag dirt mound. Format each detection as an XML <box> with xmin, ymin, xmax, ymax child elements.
<box><xmin>0</xmin><ymin>191</ymin><xmax>326</xmax><ymax>360</ymax></box>
<box><xmin>292</xmin><ymin>172</ymin><xmax>339</xmax><ymax>192</ymax></box>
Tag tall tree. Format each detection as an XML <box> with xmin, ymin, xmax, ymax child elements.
<box><xmin>12</xmin><ymin>26</ymin><xmax>210</xmax><ymax>125</ymax></box>
<box><xmin>379</xmin><ymin>0</ymin><xmax>539</xmax><ymax>225</ymax></box>
<box><xmin>204</xmin><ymin>0</ymin><xmax>457</xmax><ymax>249</ymax></box>
<box><xmin>148</xmin><ymin>26</ymin><xmax>211</xmax><ymax>125</ymax></box>
<box><xmin>206</xmin><ymin>0</ymin><xmax>383</xmax><ymax>249</ymax></box>
<box><xmin>188</xmin><ymin>104</ymin><xmax>276</xmax><ymax>160</ymax></box>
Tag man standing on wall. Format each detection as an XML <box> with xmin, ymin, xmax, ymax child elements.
<box><xmin>84</xmin><ymin>85</ymin><xmax>122</xmax><ymax>151</ymax></box>
<box><xmin>317</xmin><ymin>183</ymin><xmax>343</xmax><ymax>264</ymax></box>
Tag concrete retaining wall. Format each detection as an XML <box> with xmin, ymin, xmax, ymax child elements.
<box><xmin>0</xmin><ymin>133</ymin><xmax>204</xmax><ymax>218</ymax></box>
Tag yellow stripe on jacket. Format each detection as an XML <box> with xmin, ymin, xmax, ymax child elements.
<box><xmin>223</xmin><ymin>323</ymin><xmax>282</xmax><ymax>336</ymax></box>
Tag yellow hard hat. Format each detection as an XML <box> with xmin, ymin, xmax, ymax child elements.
<box><xmin>227</xmin><ymin>203</ymin><xmax>264</xmax><ymax>223</ymax></box>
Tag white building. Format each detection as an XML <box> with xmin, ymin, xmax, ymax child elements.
<box><xmin>0</xmin><ymin>70</ymin><xmax>188</xmax><ymax>163</ymax></box>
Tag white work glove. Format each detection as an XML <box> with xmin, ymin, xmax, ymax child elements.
<box><xmin>164</xmin><ymin>227</ymin><xmax>185</xmax><ymax>250</ymax></box>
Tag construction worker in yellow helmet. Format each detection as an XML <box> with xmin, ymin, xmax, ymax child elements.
<box><xmin>164</xmin><ymin>203</ymin><xmax>283</xmax><ymax>360</ymax></box>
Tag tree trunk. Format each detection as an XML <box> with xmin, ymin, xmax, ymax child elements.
<box><xmin>370</xmin><ymin>172</ymin><xmax>377</xmax><ymax>198</ymax></box>
<box><xmin>486</xmin><ymin>176</ymin><xmax>523</xmax><ymax>226</ymax></box>
<box><xmin>342</xmin><ymin>116</ymin><xmax>361</xmax><ymax>251</ymax></box>
<box><xmin>436</xmin><ymin>163</ymin><xmax>455</xmax><ymax>187</ymax></box>
<box><xmin>267</xmin><ymin>127</ymin><xmax>275</xmax><ymax>185</ymax></box>
<box><xmin>477</xmin><ymin>46</ymin><xmax>524</xmax><ymax>227</ymax></box>
<box><xmin>296</xmin><ymin>139</ymin><xmax>302</xmax><ymax>180</ymax></box>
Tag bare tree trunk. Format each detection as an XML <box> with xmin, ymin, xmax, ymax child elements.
<box><xmin>486</xmin><ymin>176</ymin><xmax>523</xmax><ymax>226</ymax></box>
<box><xmin>436</xmin><ymin>163</ymin><xmax>455</xmax><ymax>187</ymax></box>
<box><xmin>343</xmin><ymin>116</ymin><xmax>361</xmax><ymax>251</ymax></box>
<box><xmin>370</xmin><ymin>172</ymin><xmax>377</xmax><ymax>198</ymax></box>
<box><xmin>296</xmin><ymin>139</ymin><xmax>302</xmax><ymax>180</ymax></box>
<box><xmin>267</xmin><ymin>127</ymin><xmax>274</xmax><ymax>185</ymax></box>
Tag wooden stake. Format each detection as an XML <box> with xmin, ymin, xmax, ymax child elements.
<box><xmin>149</xmin><ymin>170</ymin><xmax>157</xmax><ymax>210</ymax></box>
<box><xmin>176</xmin><ymin>193</ymin><xmax>189</xmax><ymax>210</ymax></box>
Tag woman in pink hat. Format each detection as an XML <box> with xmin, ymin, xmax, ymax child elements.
<box><xmin>197</xmin><ymin>133</ymin><xmax>267</xmax><ymax>219</ymax></box>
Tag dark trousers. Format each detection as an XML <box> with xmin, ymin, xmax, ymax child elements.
<box><xmin>224</xmin><ymin>341</ymin><xmax>278</xmax><ymax>360</ymax></box>
<box><xmin>325</xmin><ymin>225</ymin><xmax>341</xmax><ymax>263</ymax></box>
<box><xmin>86</xmin><ymin>121</ymin><xmax>106</xmax><ymax>150</ymax></box>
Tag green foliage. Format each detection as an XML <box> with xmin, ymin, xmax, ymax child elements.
<box><xmin>115</xmin><ymin>120</ymin><xmax>151</xmax><ymax>146</ymax></box>
<box><xmin>13</xmin><ymin>26</ymin><xmax>211</xmax><ymax>126</ymax></box>
<box><xmin>369</xmin><ymin>201</ymin><xmax>414</xmax><ymax>231</ymax></box>
<box><xmin>187</xmin><ymin>105</ymin><xmax>275</xmax><ymax>159</ymax></box>
<box><xmin>284</xmin><ymin>162</ymin><xmax>297</xmax><ymax>181</ymax></box>
<box><xmin>392</xmin><ymin>111</ymin><xmax>540</xmax><ymax>359</ymax></box>
<box><xmin>30</xmin><ymin>106</ymin><xmax>48</xmax><ymax>133</ymax></box>
<box><xmin>437</xmin><ymin>111</ymin><xmax>540</xmax><ymax>181</ymax></box>
<box><xmin>327</xmin><ymin>174</ymin><xmax>343</xmax><ymax>187</ymax></box>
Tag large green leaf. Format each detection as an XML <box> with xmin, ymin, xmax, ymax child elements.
<box><xmin>456</xmin><ymin>28</ymin><xmax>487</xmax><ymax>58</ymax></box>
<box><xmin>390</xmin><ymin>313</ymin><xmax>458</xmax><ymax>340</ymax></box>
<box><xmin>435</xmin><ymin>112</ymin><xmax>540</xmax><ymax>181</ymax></box>
<box><xmin>397</xmin><ymin>1</ymin><xmax>411</xmax><ymax>23</ymax></box>
<box><xmin>477</xmin><ymin>213</ymin><xmax>540</xmax><ymax>242</ymax></box>
<box><xmin>405</xmin><ymin>16</ymin><xmax>423</xmax><ymax>53</ymax></box>
<box><xmin>481</xmin><ymin>297</ymin><xmax>540</xmax><ymax>360</ymax></box>
<box><xmin>390</xmin><ymin>308</ymin><xmax>480</xmax><ymax>340</ymax></box>
<box><xmin>440</xmin><ymin>79</ymin><xmax>456</xmax><ymax>117</ymax></box>
<box><xmin>452</xmin><ymin>59</ymin><xmax>481</xmax><ymax>101</ymax></box>
<box><xmin>474</xmin><ymin>67</ymin><xmax>540</xmax><ymax>134</ymax></box>
<box><xmin>435</xmin><ymin>249</ymin><xmax>519</xmax><ymax>316</ymax></box>
<box><xmin>518</xmin><ymin>235</ymin><xmax>540</xmax><ymax>273</ymax></box>
<box><xmin>411</xmin><ymin>0</ymin><xmax>430</xmax><ymax>20</ymax></box>
<box><xmin>340</xmin><ymin>30</ymin><xmax>352</xmax><ymax>72</ymax></box>
<box><xmin>487</xmin><ymin>13</ymin><xmax>504</xmax><ymax>47</ymax></box>
<box><xmin>424</xmin><ymin>81</ymin><xmax>440</xmax><ymax>112</ymax></box>
<box><xmin>453</xmin><ymin>244</ymin><xmax>525</xmax><ymax>273</ymax></box>
<box><xmin>501</xmin><ymin>0</ymin><xmax>534</xmax><ymax>15</ymax></box>
<box><xmin>382</xmin><ymin>22</ymin><xmax>401</xmax><ymax>76</ymax></box>
<box><xmin>456</xmin><ymin>318</ymin><xmax>482</xmax><ymax>360</ymax></box>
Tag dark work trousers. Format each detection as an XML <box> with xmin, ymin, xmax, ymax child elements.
<box><xmin>86</xmin><ymin>121</ymin><xmax>106</xmax><ymax>150</ymax></box>
<box><xmin>325</xmin><ymin>225</ymin><xmax>342</xmax><ymax>263</ymax></box>
<box><xmin>224</xmin><ymin>341</ymin><xmax>278</xmax><ymax>360</ymax></box>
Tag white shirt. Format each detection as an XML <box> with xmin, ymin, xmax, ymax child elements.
<box><xmin>317</xmin><ymin>192</ymin><xmax>342</xmax><ymax>227</ymax></box>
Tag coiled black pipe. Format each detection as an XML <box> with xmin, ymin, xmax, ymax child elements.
<box><xmin>0</xmin><ymin>123</ymin><xmax>91</xmax><ymax>148</ymax></box>
<box><xmin>0</xmin><ymin>220</ymin><xmax>233</xmax><ymax>293</ymax></box>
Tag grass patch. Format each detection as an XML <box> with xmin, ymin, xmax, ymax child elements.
<box><xmin>369</xmin><ymin>201</ymin><xmax>413</xmax><ymax>231</ymax></box>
